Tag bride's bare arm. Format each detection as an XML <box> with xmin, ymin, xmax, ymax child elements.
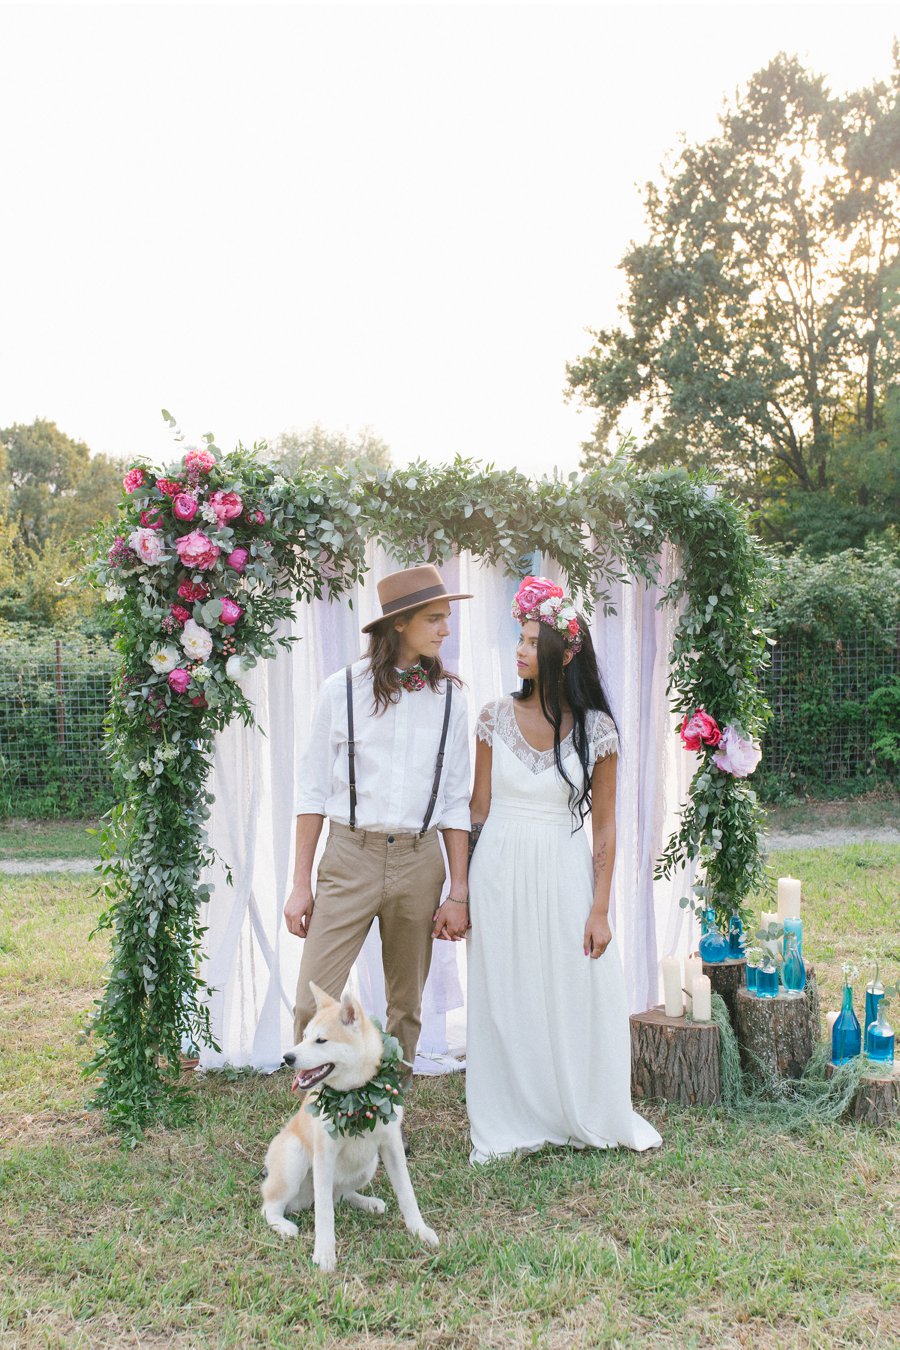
<box><xmin>584</xmin><ymin>751</ymin><xmax>617</xmax><ymax>958</ymax></box>
<box><xmin>468</xmin><ymin>736</ymin><xmax>492</xmax><ymax>858</ymax></box>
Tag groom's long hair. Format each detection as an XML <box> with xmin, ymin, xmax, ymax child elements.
<box><xmin>513</xmin><ymin>617</ymin><xmax>615</xmax><ymax>829</ymax></box>
<box><xmin>365</xmin><ymin>612</ymin><xmax>462</xmax><ymax>714</ymax></box>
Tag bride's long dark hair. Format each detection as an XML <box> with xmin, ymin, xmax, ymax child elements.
<box><xmin>512</xmin><ymin>616</ymin><xmax>616</xmax><ymax>829</ymax></box>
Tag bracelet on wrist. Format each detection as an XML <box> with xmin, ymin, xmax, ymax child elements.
<box><xmin>446</xmin><ymin>895</ymin><xmax>469</xmax><ymax>906</ymax></box>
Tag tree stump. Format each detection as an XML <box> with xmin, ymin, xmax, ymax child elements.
<box><xmin>630</xmin><ymin>1005</ymin><xmax>721</xmax><ymax>1106</ymax></box>
<box><xmin>702</xmin><ymin>958</ymin><xmax>745</xmax><ymax>1025</ymax></box>
<box><xmin>826</xmin><ymin>1061</ymin><xmax>900</xmax><ymax>1126</ymax></box>
<box><xmin>733</xmin><ymin>962</ymin><xmax>820</xmax><ymax>1082</ymax></box>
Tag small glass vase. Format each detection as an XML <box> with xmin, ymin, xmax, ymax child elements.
<box><xmin>866</xmin><ymin>1005</ymin><xmax>895</xmax><ymax>1066</ymax></box>
<box><xmin>864</xmin><ymin>979</ymin><xmax>884</xmax><ymax>1055</ymax></box>
<box><xmin>781</xmin><ymin>933</ymin><xmax>806</xmax><ymax>999</ymax></box>
<box><xmin>698</xmin><ymin>908</ymin><xmax>729</xmax><ymax>964</ymax></box>
<box><xmin>728</xmin><ymin>912</ymin><xmax>745</xmax><ymax>958</ymax></box>
<box><xmin>831</xmin><ymin>983</ymin><xmax>862</xmax><ymax>1065</ymax></box>
<box><xmin>757</xmin><ymin>955</ymin><xmax>779</xmax><ymax>999</ymax></box>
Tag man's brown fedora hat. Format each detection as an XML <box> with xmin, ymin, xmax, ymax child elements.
<box><xmin>361</xmin><ymin>564</ymin><xmax>473</xmax><ymax>634</ymax></box>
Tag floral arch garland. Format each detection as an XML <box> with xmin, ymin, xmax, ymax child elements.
<box><xmin>89</xmin><ymin>425</ymin><xmax>771</xmax><ymax>1133</ymax></box>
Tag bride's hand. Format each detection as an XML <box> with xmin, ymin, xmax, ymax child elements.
<box><xmin>583</xmin><ymin>911</ymin><xmax>611</xmax><ymax>959</ymax></box>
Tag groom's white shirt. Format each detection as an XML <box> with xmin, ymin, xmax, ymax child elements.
<box><xmin>295</xmin><ymin>659</ymin><xmax>471</xmax><ymax>834</ymax></box>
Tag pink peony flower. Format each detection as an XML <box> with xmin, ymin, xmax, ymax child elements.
<box><xmin>183</xmin><ymin>447</ymin><xmax>217</xmax><ymax>473</ymax></box>
<box><xmin>713</xmin><ymin>725</ymin><xmax>762</xmax><ymax>778</ymax></box>
<box><xmin>156</xmin><ymin>477</ymin><xmax>182</xmax><ymax>497</ymax></box>
<box><xmin>248</xmin><ymin>508</ymin><xmax>266</xmax><ymax>525</ymax></box>
<box><xmin>128</xmin><ymin>527</ymin><xmax>167</xmax><ymax>566</ymax></box>
<box><xmin>123</xmin><ymin>467</ymin><xmax>146</xmax><ymax>493</ymax></box>
<box><xmin>168</xmin><ymin>667</ymin><xmax>191</xmax><ymax>693</ymax></box>
<box><xmin>191</xmin><ymin>694</ymin><xmax>208</xmax><ymax>708</ymax></box>
<box><xmin>680</xmin><ymin>708</ymin><xmax>722</xmax><ymax>752</ymax></box>
<box><xmin>140</xmin><ymin>508</ymin><xmax>164</xmax><ymax>529</ymax></box>
<box><xmin>170</xmin><ymin>604</ymin><xmax>191</xmax><ymax>625</ymax></box>
<box><xmin>210</xmin><ymin>490</ymin><xmax>243</xmax><ymax>521</ymax></box>
<box><xmin>225</xmin><ymin>546</ymin><xmax>249</xmax><ymax>573</ymax></box>
<box><xmin>172</xmin><ymin>493</ymin><xmax>199</xmax><ymax>522</ymax></box>
<box><xmin>175</xmin><ymin>530</ymin><xmax>221</xmax><ymax>571</ymax></box>
<box><xmin>177</xmin><ymin>579</ymin><xmax>208</xmax><ymax>602</ymax></box>
<box><xmin>513</xmin><ymin>575</ymin><xmax>565</xmax><ymax>620</ymax></box>
<box><xmin>220</xmin><ymin>597</ymin><xmax>243</xmax><ymax>625</ymax></box>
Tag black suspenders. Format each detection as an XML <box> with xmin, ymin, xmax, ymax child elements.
<box><xmin>345</xmin><ymin>665</ymin><xmax>453</xmax><ymax>836</ymax></box>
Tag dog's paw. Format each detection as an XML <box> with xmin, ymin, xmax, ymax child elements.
<box><xmin>344</xmin><ymin>1192</ymin><xmax>386</xmax><ymax>1215</ymax></box>
<box><xmin>413</xmin><ymin>1224</ymin><xmax>439</xmax><ymax>1249</ymax></box>
<box><xmin>312</xmin><ymin>1244</ymin><xmax>337</xmax><ymax>1273</ymax></box>
<box><xmin>268</xmin><ymin>1218</ymin><xmax>299</xmax><ymax>1239</ymax></box>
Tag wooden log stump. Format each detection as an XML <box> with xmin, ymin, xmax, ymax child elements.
<box><xmin>630</xmin><ymin>1005</ymin><xmax>721</xmax><ymax>1106</ymax></box>
<box><xmin>826</xmin><ymin>1061</ymin><xmax>900</xmax><ymax>1126</ymax></box>
<box><xmin>702</xmin><ymin>957</ymin><xmax>745</xmax><ymax>1025</ymax></box>
<box><xmin>734</xmin><ymin>962</ymin><xmax>820</xmax><ymax>1082</ymax></box>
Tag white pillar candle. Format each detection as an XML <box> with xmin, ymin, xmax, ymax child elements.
<box><xmin>662</xmin><ymin>956</ymin><xmax>684</xmax><ymax>1018</ymax></box>
<box><xmin>826</xmin><ymin>1011</ymin><xmax>839</xmax><ymax>1034</ymax></box>
<box><xmin>777</xmin><ymin>876</ymin><xmax>802</xmax><ymax>920</ymax></box>
<box><xmin>761</xmin><ymin>910</ymin><xmax>779</xmax><ymax>935</ymax></box>
<box><xmin>684</xmin><ymin>955</ymin><xmax>703</xmax><ymax>1012</ymax></box>
<box><xmin>692</xmin><ymin>974</ymin><xmax>712</xmax><ymax>1022</ymax></box>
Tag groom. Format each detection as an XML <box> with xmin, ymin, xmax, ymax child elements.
<box><xmin>284</xmin><ymin>564</ymin><xmax>472</xmax><ymax>1079</ymax></box>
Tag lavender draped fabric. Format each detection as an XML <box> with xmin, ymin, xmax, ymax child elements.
<box><xmin>197</xmin><ymin>547</ymin><xmax>698</xmax><ymax>1072</ymax></box>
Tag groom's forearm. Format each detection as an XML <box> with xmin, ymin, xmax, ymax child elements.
<box><xmin>440</xmin><ymin>828</ymin><xmax>469</xmax><ymax>898</ymax></box>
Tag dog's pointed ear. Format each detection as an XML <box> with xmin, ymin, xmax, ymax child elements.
<box><xmin>309</xmin><ymin>982</ymin><xmax>337</xmax><ymax>1009</ymax></box>
<box><xmin>339</xmin><ymin>994</ymin><xmax>362</xmax><ymax>1028</ymax></box>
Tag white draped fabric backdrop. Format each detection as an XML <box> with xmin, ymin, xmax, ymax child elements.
<box><xmin>198</xmin><ymin>548</ymin><xmax>700</xmax><ymax>1074</ymax></box>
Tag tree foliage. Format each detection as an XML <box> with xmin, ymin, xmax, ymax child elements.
<box><xmin>268</xmin><ymin>423</ymin><xmax>391</xmax><ymax>475</ymax></box>
<box><xmin>567</xmin><ymin>50</ymin><xmax>900</xmax><ymax>548</ymax></box>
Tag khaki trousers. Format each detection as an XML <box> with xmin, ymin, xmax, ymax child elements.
<box><xmin>293</xmin><ymin>822</ymin><xmax>447</xmax><ymax>1075</ymax></box>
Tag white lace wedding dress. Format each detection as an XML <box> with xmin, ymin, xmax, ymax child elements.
<box><xmin>466</xmin><ymin>696</ymin><xmax>663</xmax><ymax>1164</ymax></box>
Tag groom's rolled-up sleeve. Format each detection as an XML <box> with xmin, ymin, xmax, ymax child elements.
<box><xmin>437</xmin><ymin>692</ymin><xmax>472</xmax><ymax>831</ymax></box>
<box><xmin>294</xmin><ymin>682</ymin><xmax>336</xmax><ymax>816</ymax></box>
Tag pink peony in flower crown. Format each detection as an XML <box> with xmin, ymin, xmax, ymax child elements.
<box><xmin>511</xmin><ymin>575</ymin><xmax>583</xmax><ymax>651</ymax></box>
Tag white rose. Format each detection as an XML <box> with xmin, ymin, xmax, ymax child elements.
<box><xmin>539</xmin><ymin>599</ymin><xmax>557</xmax><ymax>616</ymax></box>
<box><xmin>225</xmin><ymin>654</ymin><xmax>248</xmax><ymax>681</ymax></box>
<box><xmin>181</xmin><ymin>619</ymin><xmax>214</xmax><ymax>662</ymax></box>
<box><xmin>148</xmin><ymin>644</ymin><xmax>180</xmax><ymax>674</ymax></box>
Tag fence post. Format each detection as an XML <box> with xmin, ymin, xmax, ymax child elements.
<box><xmin>55</xmin><ymin>639</ymin><xmax>66</xmax><ymax>747</ymax></box>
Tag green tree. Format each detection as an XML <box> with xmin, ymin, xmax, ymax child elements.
<box><xmin>567</xmin><ymin>51</ymin><xmax>900</xmax><ymax>546</ymax></box>
<box><xmin>0</xmin><ymin>420</ymin><xmax>125</xmax><ymax>624</ymax></box>
<box><xmin>269</xmin><ymin>423</ymin><xmax>392</xmax><ymax>475</ymax></box>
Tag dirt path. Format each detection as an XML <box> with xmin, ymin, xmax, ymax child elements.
<box><xmin>2</xmin><ymin>827</ymin><xmax>898</xmax><ymax>874</ymax></box>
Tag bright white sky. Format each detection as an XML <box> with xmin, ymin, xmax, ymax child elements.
<box><xmin>1</xmin><ymin>1</ymin><xmax>897</xmax><ymax>476</ymax></box>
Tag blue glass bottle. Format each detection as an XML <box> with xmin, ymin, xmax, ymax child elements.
<box><xmin>864</xmin><ymin>979</ymin><xmax>884</xmax><ymax>1055</ymax></box>
<box><xmin>782</xmin><ymin>933</ymin><xmax>806</xmax><ymax>998</ymax></box>
<box><xmin>866</xmin><ymin>1005</ymin><xmax>894</xmax><ymax>1065</ymax></box>
<box><xmin>831</xmin><ymin>984</ymin><xmax>862</xmax><ymax>1065</ymax></box>
<box><xmin>698</xmin><ymin>908</ymin><xmax>729</xmax><ymax>964</ymax></box>
<box><xmin>745</xmin><ymin>958</ymin><xmax>759</xmax><ymax>994</ymax></box>
<box><xmin>728</xmin><ymin>912</ymin><xmax>745</xmax><ymax>958</ymax></box>
<box><xmin>782</xmin><ymin>916</ymin><xmax>803</xmax><ymax>962</ymax></box>
<box><xmin>757</xmin><ymin>955</ymin><xmax>779</xmax><ymax>998</ymax></box>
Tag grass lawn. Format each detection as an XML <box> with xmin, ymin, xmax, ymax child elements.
<box><xmin>1</xmin><ymin>848</ymin><xmax>898</xmax><ymax>1348</ymax></box>
<box><xmin>0</xmin><ymin>818</ymin><xmax>101</xmax><ymax>861</ymax></box>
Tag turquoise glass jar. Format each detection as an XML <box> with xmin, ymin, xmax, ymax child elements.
<box><xmin>782</xmin><ymin>933</ymin><xmax>806</xmax><ymax>999</ymax></box>
<box><xmin>757</xmin><ymin>956</ymin><xmax>779</xmax><ymax>998</ymax></box>
<box><xmin>866</xmin><ymin>1005</ymin><xmax>894</xmax><ymax>1065</ymax></box>
<box><xmin>831</xmin><ymin>984</ymin><xmax>862</xmax><ymax>1065</ymax></box>
<box><xmin>698</xmin><ymin>908</ymin><xmax>729</xmax><ymax>964</ymax></box>
<box><xmin>864</xmin><ymin>980</ymin><xmax>884</xmax><ymax>1054</ymax></box>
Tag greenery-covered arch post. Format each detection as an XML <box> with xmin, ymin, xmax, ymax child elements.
<box><xmin>89</xmin><ymin>435</ymin><xmax>771</xmax><ymax>1133</ymax></box>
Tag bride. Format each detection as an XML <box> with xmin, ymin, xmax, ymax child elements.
<box><xmin>465</xmin><ymin>576</ymin><xmax>662</xmax><ymax>1164</ymax></box>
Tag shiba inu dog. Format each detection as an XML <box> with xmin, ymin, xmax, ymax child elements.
<box><xmin>261</xmin><ymin>983</ymin><xmax>439</xmax><ymax>1272</ymax></box>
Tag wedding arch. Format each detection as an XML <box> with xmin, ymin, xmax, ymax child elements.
<box><xmin>89</xmin><ymin>427</ymin><xmax>770</xmax><ymax>1133</ymax></box>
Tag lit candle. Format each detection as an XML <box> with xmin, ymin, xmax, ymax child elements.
<box><xmin>777</xmin><ymin>876</ymin><xmax>801</xmax><ymax>920</ymax></box>
<box><xmin>692</xmin><ymin>974</ymin><xmax>712</xmax><ymax>1022</ymax></box>
<box><xmin>684</xmin><ymin>955</ymin><xmax>703</xmax><ymax>1012</ymax></box>
<box><xmin>662</xmin><ymin>956</ymin><xmax>684</xmax><ymax>1018</ymax></box>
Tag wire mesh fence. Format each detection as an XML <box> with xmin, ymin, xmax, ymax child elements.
<box><xmin>758</xmin><ymin>628</ymin><xmax>900</xmax><ymax>800</ymax></box>
<box><xmin>0</xmin><ymin>636</ymin><xmax>117</xmax><ymax>816</ymax></box>
<box><xmin>0</xmin><ymin>628</ymin><xmax>897</xmax><ymax>816</ymax></box>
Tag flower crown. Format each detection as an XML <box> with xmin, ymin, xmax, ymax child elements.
<box><xmin>511</xmin><ymin>575</ymin><xmax>583</xmax><ymax>652</ymax></box>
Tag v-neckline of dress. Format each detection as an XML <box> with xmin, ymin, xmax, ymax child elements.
<box><xmin>509</xmin><ymin>699</ymin><xmax>574</xmax><ymax>756</ymax></box>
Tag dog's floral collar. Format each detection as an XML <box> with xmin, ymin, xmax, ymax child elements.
<box><xmin>305</xmin><ymin>1024</ymin><xmax>405</xmax><ymax>1138</ymax></box>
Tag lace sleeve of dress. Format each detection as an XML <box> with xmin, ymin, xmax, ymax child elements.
<box><xmin>589</xmin><ymin>710</ymin><xmax>619</xmax><ymax>766</ymax></box>
<box><xmin>475</xmin><ymin>701</ymin><xmax>496</xmax><ymax>746</ymax></box>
